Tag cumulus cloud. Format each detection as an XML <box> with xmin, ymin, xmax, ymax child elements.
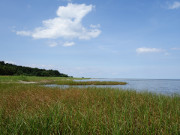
<box><xmin>63</xmin><ymin>41</ymin><xmax>75</xmax><ymax>47</ymax></box>
<box><xmin>136</xmin><ymin>47</ymin><xmax>164</xmax><ymax>54</ymax></box>
<box><xmin>16</xmin><ymin>3</ymin><xmax>101</xmax><ymax>40</ymax></box>
<box><xmin>168</xmin><ymin>1</ymin><xmax>180</xmax><ymax>9</ymax></box>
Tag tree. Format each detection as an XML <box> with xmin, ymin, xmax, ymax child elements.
<box><xmin>0</xmin><ymin>61</ymin><xmax>70</xmax><ymax>77</ymax></box>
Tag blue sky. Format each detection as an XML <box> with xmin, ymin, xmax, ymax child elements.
<box><xmin>1</xmin><ymin>0</ymin><xmax>180</xmax><ymax>78</ymax></box>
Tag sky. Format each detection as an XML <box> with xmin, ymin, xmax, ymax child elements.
<box><xmin>0</xmin><ymin>0</ymin><xmax>180</xmax><ymax>79</ymax></box>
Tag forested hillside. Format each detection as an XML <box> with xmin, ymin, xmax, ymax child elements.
<box><xmin>0</xmin><ymin>61</ymin><xmax>69</xmax><ymax>77</ymax></box>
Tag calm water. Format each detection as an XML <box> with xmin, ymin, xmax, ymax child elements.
<box><xmin>45</xmin><ymin>78</ymin><xmax>180</xmax><ymax>96</ymax></box>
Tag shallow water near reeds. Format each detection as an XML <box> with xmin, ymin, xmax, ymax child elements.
<box><xmin>44</xmin><ymin>78</ymin><xmax>180</xmax><ymax>96</ymax></box>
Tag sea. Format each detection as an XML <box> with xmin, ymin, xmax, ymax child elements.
<box><xmin>45</xmin><ymin>78</ymin><xmax>180</xmax><ymax>96</ymax></box>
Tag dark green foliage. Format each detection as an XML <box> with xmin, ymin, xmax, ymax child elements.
<box><xmin>0</xmin><ymin>61</ymin><xmax>69</xmax><ymax>77</ymax></box>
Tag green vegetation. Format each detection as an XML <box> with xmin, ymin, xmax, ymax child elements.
<box><xmin>55</xmin><ymin>80</ymin><xmax>127</xmax><ymax>85</ymax></box>
<box><xmin>0</xmin><ymin>76</ymin><xmax>74</xmax><ymax>83</ymax></box>
<box><xmin>0</xmin><ymin>76</ymin><xmax>127</xmax><ymax>85</ymax></box>
<box><xmin>0</xmin><ymin>61</ymin><xmax>69</xmax><ymax>77</ymax></box>
<box><xmin>0</xmin><ymin>81</ymin><xmax>179</xmax><ymax>134</ymax></box>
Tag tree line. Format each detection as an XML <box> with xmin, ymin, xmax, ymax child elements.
<box><xmin>0</xmin><ymin>61</ymin><xmax>69</xmax><ymax>77</ymax></box>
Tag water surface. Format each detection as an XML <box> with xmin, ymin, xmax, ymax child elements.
<box><xmin>45</xmin><ymin>78</ymin><xmax>180</xmax><ymax>96</ymax></box>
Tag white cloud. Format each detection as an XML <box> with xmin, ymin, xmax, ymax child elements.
<box><xmin>16</xmin><ymin>31</ymin><xmax>31</xmax><ymax>36</ymax></box>
<box><xmin>63</xmin><ymin>41</ymin><xmax>75</xmax><ymax>47</ymax></box>
<box><xmin>168</xmin><ymin>1</ymin><xmax>180</xmax><ymax>9</ymax></box>
<box><xmin>48</xmin><ymin>41</ymin><xmax>58</xmax><ymax>47</ymax></box>
<box><xmin>136</xmin><ymin>47</ymin><xmax>164</xmax><ymax>54</ymax></box>
<box><xmin>16</xmin><ymin>3</ymin><xmax>101</xmax><ymax>40</ymax></box>
<box><xmin>90</xmin><ymin>24</ymin><xmax>101</xmax><ymax>28</ymax></box>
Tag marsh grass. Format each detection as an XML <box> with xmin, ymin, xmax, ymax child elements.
<box><xmin>0</xmin><ymin>76</ymin><xmax>127</xmax><ymax>85</ymax></box>
<box><xmin>0</xmin><ymin>83</ymin><xmax>179</xmax><ymax>134</ymax></box>
<box><xmin>54</xmin><ymin>80</ymin><xmax>127</xmax><ymax>85</ymax></box>
<box><xmin>0</xmin><ymin>76</ymin><xmax>75</xmax><ymax>83</ymax></box>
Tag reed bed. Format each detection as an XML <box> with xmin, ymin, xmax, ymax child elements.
<box><xmin>0</xmin><ymin>83</ymin><xmax>179</xmax><ymax>134</ymax></box>
<box><xmin>55</xmin><ymin>80</ymin><xmax>127</xmax><ymax>85</ymax></box>
<box><xmin>0</xmin><ymin>76</ymin><xmax>127</xmax><ymax>85</ymax></box>
<box><xmin>0</xmin><ymin>76</ymin><xmax>83</xmax><ymax>83</ymax></box>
